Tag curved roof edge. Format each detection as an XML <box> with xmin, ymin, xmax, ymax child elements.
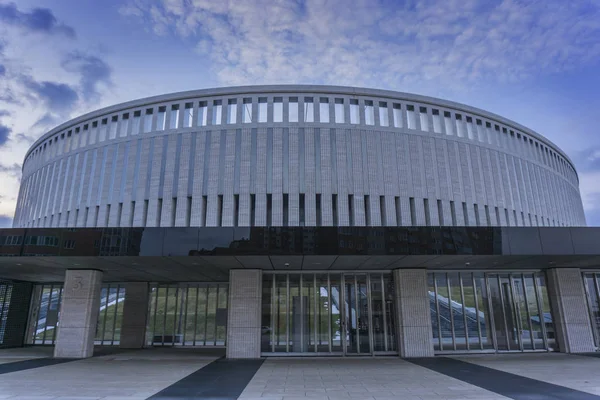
<box><xmin>25</xmin><ymin>84</ymin><xmax>577</xmax><ymax>170</ymax></box>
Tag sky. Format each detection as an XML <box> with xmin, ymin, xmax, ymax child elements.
<box><xmin>0</xmin><ymin>0</ymin><xmax>600</xmax><ymax>227</ymax></box>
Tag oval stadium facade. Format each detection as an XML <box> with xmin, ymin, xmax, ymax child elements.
<box><xmin>13</xmin><ymin>85</ymin><xmax>586</xmax><ymax>229</ymax></box>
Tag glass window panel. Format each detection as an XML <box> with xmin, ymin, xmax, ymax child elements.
<box><xmin>288</xmin><ymin>274</ymin><xmax>301</xmax><ymax>352</ymax></box>
<box><xmin>523</xmin><ymin>275</ymin><xmax>544</xmax><ymax>350</ymax></box>
<box><xmin>364</xmin><ymin>100</ymin><xmax>374</xmax><ymax>125</ymax></box>
<box><xmin>419</xmin><ymin>107</ymin><xmax>429</xmax><ymax>132</ymax></box>
<box><xmin>329</xmin><ymin>274</ymin><xmax>342</xmax><ymax>351</ymax></box>
<box><xmin>384</xmin><ymin>275</ymin><xmax>396</xmax><ymax>351</ymax></box>
<box><xmin>500</xmin><ymin>274</ymin><xmax>519</xmax><ymax>350</ymax></box>
<box><xmin>585</xmin><ymin>274</ymin><xmax>600</xmax><ymax>346</ymax></box>
<box><xmin>392</xmin><ymin>104</ymin><xmax>402</xmax><ymax>128</ymax></box>
<box><xmin>473</xmin><ymin>274</ymin><xmax>494</xmax><ymax>349</ymax></box>
<box><xmin>198</xmin><ymin>101</ymin><xmax>208</xmax><ymax>126</ymax></box>
<box><xmin>257</xmin><ymin>98</ymin><xmax>267</xmax><ymax>123</ymax></box>
<box><xmin>455</xmin><ymin>114</ymin><xmax>465</xmax><ymax>138</ymax></box>
<box><xmin>227</xmin><ymin>99</ymin><xmax>237</xmax><ymax>124</ymax></box>
<box><xmin>273</xmin><ymin>98</ymin><xmax>283</xmax><ymax>122</ymax></box>
<box><xmin>184</xmin><ymin>286</ymin><xmax>197</xmax><ymax>345</ymax></box>
<box><xmin>536</xmin><ymin>274</ymin><xmax>555</xmax><ymax>349</ymax></box>
<box><xmin>242</xmin><ymin>98</ymin><xmax>252</xmax><ymax>123</ymax></box>
<box><xmin>205</xmin><ymin>285</ymin><xmax>217</xmax><ymax>344</ymax></box>
<box><xmin>143</xmin><ymin>109</ymin><xmax>153</xmax><ymax>133</ymax></box>
<box><xmin>274</xmin><ymin>275</ymin><xmax>288</xmax><ymax>352</ymax></box>
<box><xmin>195</xmin><ymin>286</ymin><xmax>207</xmax><ymax>345</ymax></box>
<box><xmin>119</xmin><ymin>114</ymin><xmax>129</xmax><ymax>137</ymax></box>
<box><xmin>131</xmin><ymin>112</ymin><xmax>141</xmax><ymax>136</ymax></box>
<box><xmin>465</xmin><ymin>116</ymin><xmax>475</xmax><ymax>140</ymax></box>
<box><xmin>349</xmin><ymin>99</ymin><xmax>359</xmax><ymax>124</ymax></box>
<box><xmin>303</xmin><ymin>274</ymin><xmax>315</xmax><ymax>352</ymax></box>
<box><xmin>444</xmin><ymin>111</ymin><xmax>453</xmax><ymax>135</ymax></box>
<box><xmin>152</xmin><ymin>286</ymin><xmax>166</xmax><ymax>344</ymax></box>
<box><xmin>183</xmin><ymin>103</ymin><xmax>194</xmax><ymax>128</ymax></box>
<box><xmin>63</xmin><ymin>133</ymin><xmax>70</xmax><ymax>153</ymax></box>
<box><xmin>98</xmin><ymin>119</ymin><xmax>108</xmax><ymax>142</ymax></box>
<box><xmin>170</xmin><ymin>105</ymin><xmax>180</xmax><ymax>129</ymax></box>
<box><xmin>103</xmin><ymin>287</ymin><xmax>118</xmax><ymax>342</ymax></box>
<box><xmin>261</xmin><ymin>275</ymin><xmax>273</xmax><ymax>352</ymax></box>
<box><xmin>216</xmin><ymin>284</ymin><xmax>228</xmax><ymax>345</ymax></box>
<box><xmin>460</xmin><ymin>273</ymin><xmax>481</xmax><ymax>350</ymax></box>
<box><xmin>212</xmin><ymin>100</ymin><xmax>222</xmax><ymax>125</ymax></box>
<box><xmin>448</xmin><ymin>273</ymin><xmax>467</xmax><ymax>350</ymax></box>
<box><xmin>95</xmin><ymin>287</ymin><xmax>108</xmax><ymax>343</ymax></box>
<box><xmin>304</xmin><ymin>97</ymin><xmax>314</xmax><ymax>122</ymax></box>
<box><xmin>370</xmin><ymin>274</ymin><xmax>385</xmax><ymax>351</ymax></box>
<box><xmin>429</xmin><ymin>273</ymin><xmax>441</xmax><ymax>350</ymax></box>
<box><xmin>316</xmin><ymin>274</ymin><xmax>330</xmax><ymax>352</ymax></box>
<box><xmin>288</xmin><ymin>97</ymin><xmax>298</xmax><ymax>122</ymax></box>
<box><xmin>432</xmin><ymin>109</ymin><xmax>442</xmax><ymax>133</ymax></box>
<box><xmin>334</xmin><ymin>99</ymin><xmax>344</xmax><ymax>123</ymax></box>
<box><xmin>379</xmin><ymin>102</ymin><xmax>389</xmax><ymax>127</ymax></box>
<box><xmin>319</xmin><ymin>98</ymin><xmax>329</xmax><ymax>123</ymax></box>
<box><xmin>107</xmin><ymin>117</ymin><xmax>117</xmax><ymax>139</ymax></box>
<box><xmin>435</xmin><ymin>273</ymin><xmax>453</xmax><ymax>350</ymax></box>
<box><xmin>406</xmin><ymin>105</ymin><xmax>416</xmax><ymax>129</ymax></box>
<box><xmin>157</xmin><ymin>107</ymin><xmax>166</xmax><ymax>131</ymax></box>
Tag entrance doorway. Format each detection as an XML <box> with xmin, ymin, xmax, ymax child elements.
<box><xmin>261</xmin><ymin>272</ymin><xmax>397</xmax><ymax>355</ymax></box>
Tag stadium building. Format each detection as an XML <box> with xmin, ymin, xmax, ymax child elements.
<box><xmin>0</xmin><ymin>85</ymin><xmax>599</xmax><ymax>359</ymax></box>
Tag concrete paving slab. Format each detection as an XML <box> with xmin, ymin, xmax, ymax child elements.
<box><xmin>451</xmin><ymin>353</ymin><xmax>600</xmax><ymax>397</ymax></box>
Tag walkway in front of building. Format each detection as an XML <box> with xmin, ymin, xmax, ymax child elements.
<box><xmin>1</xmin><ymin>348</ymin><xmax>600</xmax><ymax>400</ymax></box>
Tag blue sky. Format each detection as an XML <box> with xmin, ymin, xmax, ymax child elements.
<box><xmin>1</xmin><ymin>0</ymin><xmax>600</xmax><ymax>227</ymax></box>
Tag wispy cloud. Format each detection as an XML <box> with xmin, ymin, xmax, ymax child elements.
<box><xmin>0</xmin><ymin>2</ymin><xmax>75</xmax><ymax>38</ymax></box>
<box><xmin>120</xmin><ymin>0</ymin><xmax>600</xmax><ymax>91</ymax></box>
<box><xmin>21</xmin><ymin>78</ymin><xmax>79</xmax><ymax>113</ymax></box>
<box><xmin>61</xmin><ymin>52</ymin><xmax>112</xmax><ymax>102</ymax></box>
<box><xmin>0</xmin><ymin>123</ymin><xmax>10</xmax><ymax>146</ymax></box>
<box><xmin>0</xmin><ymin>162</ymin><xmax>21</xmax><ymax>179</ymax></box>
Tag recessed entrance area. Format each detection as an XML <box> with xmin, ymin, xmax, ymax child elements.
<box><xmin>260</xmin><ymin>272</ymin><xmax>397</xmax><ymax>356</ymax></box>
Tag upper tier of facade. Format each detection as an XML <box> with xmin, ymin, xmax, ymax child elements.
<box><xmin>13</xmin><ymin>85</ymin><xmax>586</xmax><ymax>228</ymax></box>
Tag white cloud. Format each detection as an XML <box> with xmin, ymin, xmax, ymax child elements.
<box><xmin>121</xmin><ymin>0</ymin><xmax>600</xmax><ymax>93</ymax></box>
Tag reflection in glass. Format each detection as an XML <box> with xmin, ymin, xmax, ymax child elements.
<box><xmin>330</xmin><ymin>274</ymin><xmax>342</xmax><ymax>352</ymax></box>
<box><xmin>429</xmin><ymin>271</ymin><xmax>553</xmax><ymax>353</ymax></box>
<box><xmin>261</xmin><ymin>272</ymin><xmax>392</xmax><ymax>354</ymax></box>
<box><xmin>584</xmin><ymin>273</ymin><xmax>600</xmax><ymax>347</ymax></box>
<box><xmin>473</xmin><ymin>273</ymin><xmax>493</xmax><ymax>349</ymax></box>
<box><xmin>537</xmin><ymin>275</ymin><xmax>556</xmax><ymax>349</ymax></box>
<box><xmin>145</xmin><ymin>283</ymin><xmax>228</xmax><ymax>347</ymax></box>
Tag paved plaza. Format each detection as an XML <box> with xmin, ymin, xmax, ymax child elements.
<box><xmin>0</xmin><ymin>348</ymin><xmax>600</xmax><ymax>399</ymax></box>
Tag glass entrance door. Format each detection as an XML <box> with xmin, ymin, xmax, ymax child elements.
<box><xmin>261</xmin><ymin>272</ymin><xmax>396</xmax><ymax>355</ymax></box>
<box><xmin>429</xmin><ymin>271</ymin><xmax>554</xmax><ymax>353</ymax></box>
<box><xmin>343</xmin><ymin>274</ymin><xmax>371</xmax><ymax>355</ymax></box>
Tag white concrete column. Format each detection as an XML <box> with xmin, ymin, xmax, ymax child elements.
<box><xmin>393</xmin><ymin>269</ymin><xmax>435</xmax><ymax>357</ymax></box>
<box><xmin>54</xmin><ymin>270</ymin><xmax>103</xmax><ymax>358</ymax></box>
<box><xmin>226</xmin><ymin>269</ymin><xmax>262</xmax><ymax>359</ymax></box>
<box><xmin>119</xmin><ymin>283</ymin><xmax>149</xmax><ymax>349</ymax></box>
<box><xmin>547</xmin><ymin>268</ymin><xmax>596</xmax><ymax>353</ymax></box>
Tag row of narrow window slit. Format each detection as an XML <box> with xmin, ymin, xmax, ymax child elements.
<box><xmin>44</xmin><ymin>193</ymin><xmax>550</xmax><ymax>228</ymax></box>
<box><xmin>26</xmin><ymin>97</ymin><xmax>576</xmax><ymax>184</ymax></box>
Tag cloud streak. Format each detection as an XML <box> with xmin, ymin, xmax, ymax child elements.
<box><xmin>61</xmin><ymin>52</ymin><xmax>112</xmax><ymax>102</ymax></box>
<box><xmin>0</xmin><ymin>123</ymin><xmax>10</xmax><ymax>146</ymax></box>
<box><xmin>121</xmin><ymin>0</ymin><xmax>600</xmax><ymax>92</ymax></box>
<box><xmin>0</xmin><ymin>2</ymin><xmax>75</xmax><ymax>37</ymax></box>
